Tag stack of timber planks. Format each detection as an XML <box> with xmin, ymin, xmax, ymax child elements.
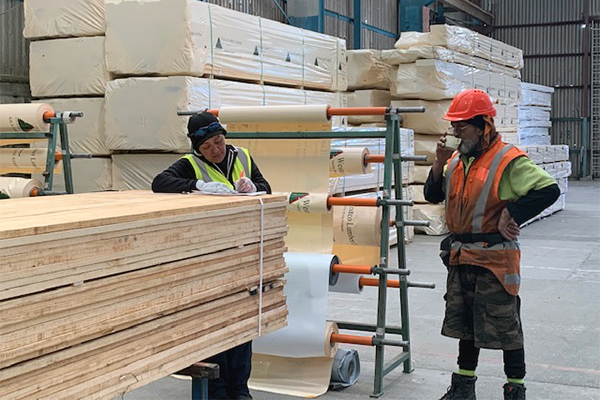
<box><xmin>0</xmin><ymin>191</ymin><xmax>288</xmax><ymax>399</ymax></box>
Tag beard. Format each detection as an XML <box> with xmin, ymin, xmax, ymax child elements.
<box><xmin>459</xmin><ymin>137</ymin><xmax>479</xmax><ymax>156</ymax></box>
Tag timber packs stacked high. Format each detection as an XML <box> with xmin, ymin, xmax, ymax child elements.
<box><xmin>384</xmin><ymin>24</ymin><xmax>523</xmax><ymax>235</ymax></box>
<box><xmin>518</xmin><ymin>83</ymin><xmax>554</xmax><ymax>145</ymax></box>
<box><xmin>23</xmin><ymin>0</ymin><xmax>348</xmax><ymax>192</ymax></box>
<box><xmin>0</xmin><ymin>191</ymin><xmax>288</xmax><ymax>399</ymax></box>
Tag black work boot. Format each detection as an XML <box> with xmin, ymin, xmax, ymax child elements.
<box><xmin>440</xmin><ymin>373</ymin><xmax>477</xmax><ymax>400</ymax></box>
<box><xmin>504</xmin><ymin>382</ymin><xmax>526</xmax><ymax>399</ymax></box>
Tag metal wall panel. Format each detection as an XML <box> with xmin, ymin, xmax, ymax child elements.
<box><xmin>522</xmin><ymin>57</ymin><xmax>584</xmax><ymax>87</ymax></box>
<box><xmin>207</xmin><ymin>0</ymin><xmax>286</xmax><ymax>21</ymax></box>
<box><xmin>552</xmin><ymin>89</ymin><xmax>584</xmax><ymax>119</ymax></box>
<box><xmin>493</xmin><ymin>25</ymin><xmax>583</xmax><ymax>56</ymax></box>
<box><xmin>0</xmin><ymin>0</ymin><xmax>29</xmax><ymax>82</ymax></box>
<box><xmin>484</xmin><ymin>0</ymin><xmax>584</xmax><ymax>25</ymax></box>
<box><xmin>592</xmin><ymin>0</ymin><xmax>600</xmax><ymax>16</ymax></box>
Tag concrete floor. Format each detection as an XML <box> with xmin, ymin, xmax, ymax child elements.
<box><xmin>126</xmin><ymin>181</ymin><xmax>600</xmax><ymax>400</ymax></box>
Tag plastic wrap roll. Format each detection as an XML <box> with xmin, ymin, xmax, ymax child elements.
<box><xmin>218</xmin><ymin>105</ymin><xmax>329</xmax><ymax>123</ymax></box>
<box><xmin>0</xmin><ymin>148</ymin><xmax>61</xmax><ymax>174</ymax></box>
<box><xmin>329</xmin><ymin>148</ymin><xmax>371</xmax><ymax>177</ymax></box>
<box><xmin>276</xmin><ymin>192</ymin><xmax>330</xmax><ymax>214</ymax></box>
<box><xmin>333</xmin><ymin>205</ymin><xmax>382</xmax><ymax>247</ymax></box>
<box><xmin>330</xmin><ymin>348</ymin><xmax>361</xmax><ymax>390</ymax></box>
<box><xmin>0</xmin><ymin>177</ymin><xmax>43</xmax><ymax>198</ymax></box>
<box><xmin>0</xmin><ymin>103</ymin><xmax>53</xmax><ymax>132</ymax></box>
<box><xmin>253</xmin><ymin>252</ymin><xmax>339</xmax><ymax>358</ymax></box>
<box><xmin>329</xmin><ymin>273</ymin><xmax>362</xmax><ymax>294</ymax></box>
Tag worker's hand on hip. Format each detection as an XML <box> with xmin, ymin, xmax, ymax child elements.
<box><xmin>196</xmin><ymin>181</ymin><xmax>236</xmax><ymax>194</ymax></box>
<box><xmin>234</xmin><ymin>177</ymin><xmax>257</xmax><ymax>193</ymax></box>
<box><xmin>498</xmin><ymin>208</ymin><xmax>520</xmax><ymax>241</ymax></box>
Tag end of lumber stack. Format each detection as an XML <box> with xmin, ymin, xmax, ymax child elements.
<box><xmin>0</xmin><ymin>191</ymin><xmax>288</xmax><ymax>400</ymax></box>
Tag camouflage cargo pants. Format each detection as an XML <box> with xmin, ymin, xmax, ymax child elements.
<box><xmin>442</xmin><ymin>264</ymin><xmax>524</xmax><ymax>350</ymax></box>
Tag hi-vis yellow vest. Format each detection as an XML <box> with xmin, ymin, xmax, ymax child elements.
<box><xmin>182</xmin><ymin>147</ymin><xmax>252</xmax><ymax>190</ymax></box>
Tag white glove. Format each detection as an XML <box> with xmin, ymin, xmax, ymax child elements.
<box><xmin>234</xmin><ymin>177</ymin><xmax>257</xmax><ymax>193</ymax></box>
<box><xmin>196</xmin><ymin>180</ymin><xmax>236</xmax><ymax>194</ymax></box>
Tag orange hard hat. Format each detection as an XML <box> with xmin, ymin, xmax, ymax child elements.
<box><xmin>443</xmin><ymin>89</ymin><xmax>496</xmax><ymax>121</ymax></box>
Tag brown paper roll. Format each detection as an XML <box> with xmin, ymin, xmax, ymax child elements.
<box><xmin>0</xmin><ymin>148</ymin><xmax>62</xmax><ymax>174</ymax></box>
<box><xmin>333</xmin><ymin>205</ymin><xmax>382</xmax><ymax>247</ymax></box>
<box><xmin>329</xmin><ymin>148</ymin><xmax>371</xmax><ymax>177</ymax></box>
<box><xmin>324</xmin><ymin>321</ymin><xmax>340</xmax><ymax>358</ymax></box>
<box><xmin>275</xmin><ymin>192</ymin><xmax>330</xmax><ymax>214</ymax></box>
<box><xmin>0</xmin><ymin>177</ymin><xmax>43</xmax><ymax>198</ymax></box>
<box><xmin>0</xmin><ymin>103</ymin><xmax>54</xmax><ymax>132</ymax></box>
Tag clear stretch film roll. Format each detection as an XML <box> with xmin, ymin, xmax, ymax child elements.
<box><xmin>0</xmin><ymin>148</ymin><xmax>61</xmax><ymax>174</ymax></box>
<box><xmin>275</xmin><ymin>192</ymin><xmax>330</xmax><ymax>214</ymax></box>
<box><xmin>0</xmin><ymin>177</ymin><xmax>42</xmax><ymax>198</ymax></box>
<box><xmin>330</xmin><ymin>348</ymin><xmax>361</xmax><ymax>389</ymax></box>
<box><xmin>218</xmin><ymin>105</ymin><xmax>329</xmax><ymax>123</ymax></box>
<box><xmin>0</xmin><ymin>103</ymin><xmax>53</xmax><ymax>132</ymax></box>
<box><xmin>329</xmin><ymin>273</ymin><xmax>363</xmax><ymax>294</ymax></box>
<box><xmin>253</xmin><ymin>252</ymin><xmax>339</xmax><ymax>358</ymax></box>
<box><xmin>333</xmin><ymin>205</ymin><xmax>382</xmax><ymax>247</ymax></box>
<box><xmin>329</xmin><ymin>148</ymin><xmax>371</xmax><ymax>177</ymax></box>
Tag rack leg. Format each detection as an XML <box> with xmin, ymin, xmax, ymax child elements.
<box><xmin>393</xmin><ymin>122</ymin><xmax>413</xmax><ymax>374</ymax></box>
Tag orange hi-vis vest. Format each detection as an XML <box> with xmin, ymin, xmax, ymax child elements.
<box><xmin>444</xmin><ymin>135</ymin><xmax>528</xmax><ymax>295</ymax></box>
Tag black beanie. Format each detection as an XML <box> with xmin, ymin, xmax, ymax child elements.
<box><xmin>464</xmin><ymin>115</ymin><xmax>486</xmax><ymax>131</ymax></box>
<box><xmin>187</xmin><ymin>112</ymin><xmax>227</xmax><ymax>151</ymax></box>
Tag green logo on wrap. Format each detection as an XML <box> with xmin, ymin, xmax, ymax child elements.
<box><xmin>330</xmin><ymin>149</ymin><xmax>343</xmax><ymax>159</ymax></box>
<box><xmin>18</xmin><ymin>118</ymin><xmax>34</xmax><ymax>132</ymax></box>
<box><xmin>288</xmin><ymin>192</ymin><xmax>309</xmax><ymax>205</ymax></box>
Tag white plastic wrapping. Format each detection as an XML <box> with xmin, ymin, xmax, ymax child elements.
<box><xmin>414</xmin><ymin>165</ymin><xmax>431</xmax><ymax>184</ymax></box>
<box><xmin>414</xmin><ymin>134</ymin><xmax>439</xmax><ymax>165</ymax></box>
<box><xmin>33</xmin><ymin>158</ymin><xmax>112</xmax><ymax>193</ymax></box>
<box><xmin>414</xmin><ymin>204</ymin><xmax>448</xmax><ymax>235</ymax></box>
<box><xmin>392</xmin><ymin>99</ymin><xmax>452</xmax><ymax>134</ymax></box>
<box><xmin>29</xmin><ymin>37</ymin><xmax>109</xmax><ymax>98</ymax></box>
<box><xmin>33</xmin><ymin>98</ymin><xmax>109</xmax><ymax>155</ymax></box>
<box><xmin>105</xmin><ymin>76</ymin><xmax>345</xmax><ymax>152</ymax></box>
<box><xmin>346</xmin><ymin>90</ymin><xmax>391</xmax><ymax>125</ymax></box>
<box><xmin>111</xmin><ymin>154</ymin><xmax>183</xmax><ymax>191</ymax></box>
<box><xmin>381</xmin><ymin>46</ymin><xmax>521</xmax><ymax>79</ymax></box>
<box><xmin>395</xmin><ymin>24</ymin><xmax>523</xmax><ymax>70</ymax></box>
<box><xmin>346</xmin><ymin>50</ymin><xmax>391</xmax><ymax>90</ymax></box>
<box><xmin>105</xmin><ymin>0</ymin><xmax>345</xmax><ymax>91</ymax></box>
<box><xmin>410</xmin><ymin>184</ymin><xmax>427</xmax><ymax>204</ymax></box>
<box><xmin>24</xmin><ymin>0</ymin><xmax>105</xmax><ymax>39</ymax></box>
<box><xmin>389</xmin><ymin>60</ymin><xmax>520</xmax><ymax>106</ymax></box>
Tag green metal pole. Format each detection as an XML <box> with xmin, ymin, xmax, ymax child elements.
<box><xmin>44</xmin><ymin>122</ymin><xmax>59</xmax><ymax>191</ymax></box>
<box><xmin>59</xmin><ymin>121</ymin><xmax>75</xmax><ymax>194</ymax></box>
<box><xmin>371</xmin><ymin>115</ymin><xmax>396</xmax><ymax>398</ymax></box>
<box><xmin>582</xmin><ymin>117</ymin><xmax>590</xmax><ymax>178</ymax></box>
<box><xmin>393</xmin><ymin>119</ymin><xmax>413</xmax><ymax>373</ymax></box>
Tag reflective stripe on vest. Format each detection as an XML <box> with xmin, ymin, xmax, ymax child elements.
<box><xmin>182</xmin><ymin>147</ymin><xmax>251</xmax><ymax>188</ymax></box>
<box><xmin>471</xmin><ymin>144</ymin><xmax>513</xmax><ymax>233</ymax></box>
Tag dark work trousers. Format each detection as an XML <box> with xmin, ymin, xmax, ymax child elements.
<box><xmin>458</xmin><ymin>339</ymin><xmax>526</xmax><ymax>379</ymax></box>
<box><xmin>204</xmin><ymin>341</ymin><xmax>252</xmax><ymax>399</ymax></box>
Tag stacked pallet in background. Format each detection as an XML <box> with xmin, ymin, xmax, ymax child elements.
<box><xmin>23</xmin><ymin>0</ymin><xmax>348</xmax><ymax>192</ymax></box>
<box><xmin>519</xmin><ymin>145</ymin><xmax>571</xmax><ymax>223</ymax></box>
<box><xmin>382</xmin><ymin>25</ymin><xmax>523</xmax><ymax>235</ymax></box>
<box><xmin>0</xmin><ymin>191</ymin><xmax>288</xmax><ymax>399</ymax></box>
<box><xmin>518</xmin><ymin>83</ymin><xmax>554</xmax><ymax>145</ymax></box>
<box><xmin>22</xmin><ymin>0</ymin><xmax>112</xmax><ymax>193</ymax></box>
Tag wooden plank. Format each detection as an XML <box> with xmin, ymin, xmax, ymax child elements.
<box><xmin>2</xmin><ymin>294</ymin><xmax>286</xmax><ymax>399</ymax></box>
<box><xmin>0</xmin><ymin>191</ymin><xmax>286</xmax><ymax>239</ymax></box>
<box><xmin>0</xmin><ymin>283</ymin><xmax>283</xmax><ymax>385</ymax></box>
<box><xmin>0</xmin><ymin>263</ymin><xmax>287</xmax><ymax>368</ymax></box>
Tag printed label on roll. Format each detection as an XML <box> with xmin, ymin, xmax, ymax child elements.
<box><xmin>333</xmin><ymin>205</ymin><xmax>381</xmax><ymax>247</ymax></box>
<box><xmin>277</xmin><ymin>192</ymin><xmax>330</xmax><ymax>214</ymax></box>
<box><xmin>0</xmin><ymin>103</ymin><xmax>54</xmax><ymax>133</ymax></box>
<box><xmin>329</xmin><ymin>148</ymin><xmax>371</xmax><ymax>177</ymax></box>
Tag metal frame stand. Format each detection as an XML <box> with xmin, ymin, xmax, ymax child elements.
<box><xmin>0</xmin><ymin>111</ymin><xmax>84</xmax><ymax>195</ymax></box>
<box><xmin>179</xmin><ymin>107</ymin><xmax>434</xmax><ymax>397</ymax></box>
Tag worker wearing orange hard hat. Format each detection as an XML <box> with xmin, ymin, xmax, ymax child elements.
<box><xmin>424</xmin><ymin>89</ymin><xmax>560</xmax><ymax>400</ymax></box>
